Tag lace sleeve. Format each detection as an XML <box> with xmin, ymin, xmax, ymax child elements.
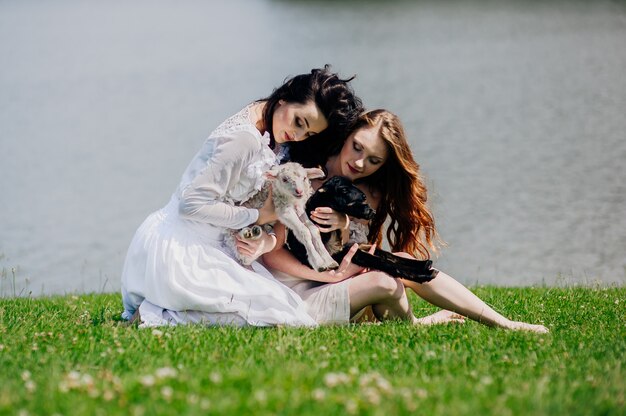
<box><xmin>178</xmin><ymin>130</ymin><xmax>260</xmax><ymax>229</ymax></box>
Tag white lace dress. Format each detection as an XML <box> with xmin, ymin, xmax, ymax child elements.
<box><xmin>121</xmin><ymin>105</ymin><xmax>316</xmax><ymax>327</ymax></box>
<box><xmin>269</xmin><ymin>221</ymin><xmax>371</xmax><ymax>325</ymax></box>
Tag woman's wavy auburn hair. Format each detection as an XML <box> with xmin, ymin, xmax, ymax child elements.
<box><xmin>354</xmin><ymin>110</ymin><xmax>440</xmax><ymax>259</ymax></box>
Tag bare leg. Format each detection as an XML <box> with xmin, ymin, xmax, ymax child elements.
<box><xmin>346</xmin><ymin>272</ymin><xmax>466</xmax><ymax>326</ymax></box>
<box><xmin>402</xmin><ymin>269</ymin><xmax>548</xmax><ymax>333</ymax></box>
<box><xmin>352</xmin><ymin>305</ymin><xmax>465</xmax><ymax>325</ymax></box>
<box><xmin>413</xmin><ymin>309</ymin><xmax>466</xmax><ymax>325</ymax></box>
<box><xmin>347</xmin><ymin>271</ymin><xmax>417</xmax><ymax>323</ymax></box>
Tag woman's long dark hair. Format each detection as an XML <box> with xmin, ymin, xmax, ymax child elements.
<box><xmin>260</xmin><ymin>65</ymin><xmax>363</xmax><ymax>149</ymax></box>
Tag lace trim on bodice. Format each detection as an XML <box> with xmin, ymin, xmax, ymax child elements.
<box><xmin>209</xmin><ymin>103</ymin><xmax>256</xmax><ymax>138</ymax></box>
<box><xmin>244</xmin><ymin>145</ymin><xmax>276</xmax><ymax>201</ymax></box>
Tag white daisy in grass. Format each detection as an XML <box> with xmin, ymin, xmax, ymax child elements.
<box><xmin>155</xmin><ymin>367</ymin><xmax>177</xmax><ymax>379</ymax></box>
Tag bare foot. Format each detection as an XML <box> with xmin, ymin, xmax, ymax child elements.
<box><xmin>506</xmin><ymin>321</ymin><xmax>549</xmax><ymax>333</ymax></box>
<box><xmin>414</xmin><ymin>309</ymin><xmax>466</xmax><ymax>326</ymax></box>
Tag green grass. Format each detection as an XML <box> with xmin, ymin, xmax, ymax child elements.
<box><xmin>0</xmin><ymin>286</ymin><xmax>624</xmax><ymax>415</ymax></box>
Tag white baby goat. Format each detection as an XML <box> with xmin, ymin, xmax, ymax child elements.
<box><xmin>225</xmin><ymin>162</ymin><xmax>339</xmax><ymax>271</ymax></box>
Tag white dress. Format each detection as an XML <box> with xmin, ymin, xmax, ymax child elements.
<box><xmin>269</xmin><ymin>221</ymin><xmax>371</xmax><ymax>325</ymax></box>
<box><xmin>121</xmin><ymin>105</ymin><xmax>316</xmax><ymax>327</ymax></box>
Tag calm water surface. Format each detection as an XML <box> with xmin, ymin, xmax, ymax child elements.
<box><xmin>1</xmin><ymin>0</ymin><xmax>625</xmax><ymax>295</ymax></box>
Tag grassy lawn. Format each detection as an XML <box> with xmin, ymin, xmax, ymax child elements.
<box><xmin>0</xmin><ymin>286</ymin><xmax>624</xmax><ymax>415</ymax></box>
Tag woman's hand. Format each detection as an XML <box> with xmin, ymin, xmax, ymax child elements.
<box><xmin>236</xmin><ymin>231</ymin><xmax>277</xmax><ymax>262</ymax></box>
<box><xmin>310</xmin><ymin>207</ymin><xmax>349</xmax><ymax>233</ymax></box>
<box><xmin>326</xmin><ymin>243</ymin><xmax>376</xmax><ymax>282</ymax></box>
<box><xmin>256</xmin><ymin>187</ymin><xmax>278</xmax><ymax>225</ymax></box>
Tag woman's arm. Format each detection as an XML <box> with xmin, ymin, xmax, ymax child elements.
<box><xmin>263</xmin><ymin>245</ymin><xmax>364</xmax><ymax>283</ymax></box>
<box><xmin>263</xmin><ymin>223</ymin><xmax>364</xmax><ymax>283</ymax></box>
<box><xmin>178</xmin><ymin>131</ymin><xmax>267</xmax><ymax>229</ymax></box>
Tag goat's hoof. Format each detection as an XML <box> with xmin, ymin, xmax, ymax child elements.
<box><xmin>315</xmin><ymin>261</ymin><xmax>339</xmax><ymax>272</ymax></box>
<box><xmin>326</xmin><ymin>261</ymin><xmax>339</xmax><ymax>271</ymax></box>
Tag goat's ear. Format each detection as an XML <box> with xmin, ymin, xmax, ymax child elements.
<box><xmin>264</xmin><ymin>165</ymin><xmax>279</xmax><ymax>180</ymax></box>
<box><xmin>305</xmin><ymin>167</ymin><xmax>325</xmax><ymax>180</ymax></box>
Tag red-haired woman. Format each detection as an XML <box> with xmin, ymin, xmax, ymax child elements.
<box><xmin>263</xmin><ymin>110</ymin><xmax>548</xmax><ymax>333</ymax></box>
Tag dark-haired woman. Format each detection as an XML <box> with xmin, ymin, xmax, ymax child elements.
<box><xmin>264</xmin><ymin>110</ymin><xmax>548</xmax><ymax>332</ymax></box>
<box><xmin>121</xmin><ymin>66</ymin><xmax>363</xmax><ymax>327</ymax></box>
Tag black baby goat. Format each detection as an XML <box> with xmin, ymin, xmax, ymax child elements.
<box><xmin>285</xmin><ymin>176</ymin><xmax>438</xmax><ymax>283</ymax></box>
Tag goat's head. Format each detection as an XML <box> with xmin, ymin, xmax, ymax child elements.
<box><xmin>310</xmin><ymin>176</ymin><xmax>376</xmax><ymax>220</ymax></box>
<box><xmin>266</xmin><ymin>162</ymin><xmax>325</xmax><ymax>200</ymax></box>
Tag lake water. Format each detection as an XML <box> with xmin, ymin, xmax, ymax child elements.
<box><xmin>1</xmin><ymin>0</ymin><xmax>625</xmax><ymax>296</ymax></box>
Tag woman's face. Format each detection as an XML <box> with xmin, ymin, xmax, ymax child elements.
<box><xmin>337</xmin><ymin>126</ymin><xmax>389</xmax><ymax>181</ymax></box>
<box><xmin>272</xmin><ymin>100</ymin><xmax>328</xmax><ymax>143</ymax></box>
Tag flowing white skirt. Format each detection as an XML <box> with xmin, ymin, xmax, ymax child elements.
<box><xmin>121</xmin><ymin>197</ymin><xmax>316</xmax><ymax>327</ymax></box>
